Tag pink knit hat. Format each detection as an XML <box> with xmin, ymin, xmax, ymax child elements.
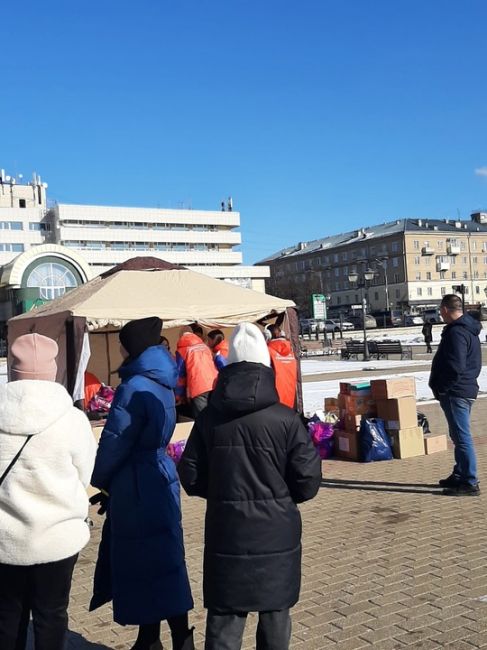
<box><xmin>10</xmin><ymin>333</ymin><xmax>58</xmax><ymax>381</ymax></box>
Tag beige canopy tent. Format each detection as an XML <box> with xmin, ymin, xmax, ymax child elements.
<box><xmin>8</xmin><ymin>258</ymin><xmax>303</xmax><ymax>409</ymax></box>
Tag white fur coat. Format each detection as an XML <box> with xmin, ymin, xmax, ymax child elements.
<box><xmin>0</xmin><ymin>380</ymin><xmax>97</xmax><ymax>565</ymax></box>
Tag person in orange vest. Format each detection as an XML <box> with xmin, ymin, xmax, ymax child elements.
<box><xmin>207</xmin><ymin>329</ymin><xmax>229</xmax><ymax>371</ymax></box>
<box><xmin>176</xmin><ymin>327</ymin><xmax>218</xmax><ymax>417</ymax></box>
<box><xmin>267</xmin><ymin>324</ymin><xmax>298</xmax><ymax>409</ymax></box>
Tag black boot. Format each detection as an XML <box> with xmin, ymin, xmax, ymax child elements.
<box><xmin>172</xmin><ymin>626</ymin><xmax>195</xmax><ymax>650</ymax></box>
<box><xmin>130</xmin><ymin>623</ymin><xmax>163</xmax><ymax>650</ymax></box>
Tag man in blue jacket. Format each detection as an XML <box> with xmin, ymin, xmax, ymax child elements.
<box><xmin>429</xmin><ymin>294</ymin><xmax>482</xmax><ymax>496</ymax></box>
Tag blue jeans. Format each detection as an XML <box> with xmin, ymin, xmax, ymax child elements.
<box><xmin>439</xmin><ymin>395</ymin><xmax>478</xmax><ymax>486</ymax></box>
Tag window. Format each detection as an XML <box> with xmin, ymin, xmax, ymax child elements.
<box><xmin>342</xmin><ymin>252</ymin><xmax>348</xmax><ymax>261</ymax></box>
<box><xmin>394</xmin><ymin>273</ymin><xmax>400</xmax><ymax>283</ymax></box>
<box><xmin>334</xmin><ymin>254</ymin><xmax>339</xmax><ymax>263</ymax></box>
<box><xmin>0</xmin><ymin>221</ymin><xmax>22</xmax><ymax>230</ymax></box>
<box><xmin>0</xmin><ymin>243</ymin><xmax>24</xmax><ymax>252</ymax></box>
<box><xmin>414</xmin><ymin>256</ymin><xmax>420</xmax><ymax>265</ymax></box>
<box><xmin>472</xmin><ymin>240</ymin><xmax>478</xmax><ymax>250</ymax></box>
<box><xmin>484</xmin><ymin>257</ymin><xmax>487</xmax><ymax>265</ymax></box>
<box><xmin>473</xmin><ymin>257</ymin><xmax>478</xmax><ymax>264</ymax></box>
<box><xmin>337</xmin><ymin>296</ymin><xmax>341</xmax><ymax>305</ymax></box>
<box><xmin>426</xmin><ymin>272</ymin><xmax>432</xmax><ymax>280</ymax></box>
<box><xmin>450</xmin><ymin>256</ymin><xmax>455</xmax><ymax>265</ymax></box>
<box><xmin>441</xmin><ymin>287</ymin><xmax>447</xmax><ymax>296</ymax></box>
<box><xmin>26</xmin><ymin>262</ymin><xmax>79</xmax><ymax>300</ymax></box>
<box><xmin>392</xmin><ymin>242</ymin><xmax>399</xmax><ymax>253</ymax></box>
<box><xmin>393</xmin><ymin>257</ymin><xmax>399</xmax><ymax>267</ymax></box>
<box><xmin>417</xmin><ymin>288</ymin><xmax>422</xmax><ymax>296</ymax></box>
<box><xmin>427</xmin><ymin>287</ymin><xmax>433</xmax><ymax>296</ymax></box>
<box><xmin>374</xmin><ymin>292</ymin><xmax>379</xmax><ymax>301</ymax></box>
<box><xmin>395</xmin><ymin>289</ymin><xmax>400</xmax><ymax>298</ymax></box>
<box><xmin>476</xmin><ymin>286</ymin><xmax>481</xmax><ymax>295</ymax></box>
<box><xmin>462</xmin><ymin>257</ymin><xmax>467</xmax><ymax>265</ymax></box>
<box><xmin>335</xmin><ymin>282</ymin><xmax>340</xmax><ymax>291</ymax></box>
<box><xmin>414</xmin><ymin>240</ymin><xmax>420</xmax><ymax>250</ymax></box>
<box><xmin>335</xmin><ymin>268</ymin><xmax>340</xmax><ymax>277</ymax></box>
<box><xmin>461</xmin><ymin>241</ymin><xmax>466</xmax><ymax>251</ymax></box>
<box><xmin>463</xmin><ymin>272</ymin><xmax>468</xmax><ymax>280</ymax></box>
<box><xmin>474</xmin><ymin>270</ymin><xmax>479</xmax><ymax>279</ymax></box>
<box><xmin>415</xmin><ymin>272</ymin><xmax>421</xmax><ymax>280</ymax></box>
<box><xmin>437</xmin><ymin>240</ymin><xmax>444</xmax><ymax>250</ymax></box>
<box><xmin>19</xmin><ymin>199</ymin><xmax>26</xmax><ymax>208</ymax></box>
<box><xmin>440</xmin><ymin>271</ymin><xmax>446</xmax><ymax>279</ymax></box>
<box><xmin>452</xmin><ymin>271</ymin><xmax>456</xmax><ymax>279</ymax></box>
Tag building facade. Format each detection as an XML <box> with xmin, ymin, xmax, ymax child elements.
<box><xmin>257</xmin><ymin>216</ymin><xmax>487</xmax><ymax>316</ymax></box>
<box><xmin>0</xmin><ymin>169</ymin><xmax>269</xmax><ymax>324</ymax></box>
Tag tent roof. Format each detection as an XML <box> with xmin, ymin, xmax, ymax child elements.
<box><xmin>10</xmin><ymin>261</ymin><xmax>295</xmax><ymax>330</ymax></box>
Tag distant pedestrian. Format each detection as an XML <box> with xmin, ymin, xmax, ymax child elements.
<box><xmin>178</xmin><ymin>322</ymin><xmax>321</xmax><ymax>650</ymax></box>
<box><xmin>422</xmin><ymin>319</ymin><xmax>433</xmax><ymax>353</ymax></box>
<box><xmin>0</xmin><ymin>333</ymin><xmax>96</xmax><ymax>650</ymax></box>
<box><xmin>429</xmin><ymin>295</ymin><xmax>482</xmax><ymax>496</ymax></box>
<box><xmin>90</xmin><ymin>317</ymin><xmax>194</xmax><ymax>650</ymax></box>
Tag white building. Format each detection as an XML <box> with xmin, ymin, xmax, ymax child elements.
<box><xmin>0</xmin><ymin>170</ymin><xmax>269</xmax><ymax>318</ymax></box>
<box><xmin>53</xmin><ymin>202</ymin><xmax>267</xmax><ymax>291</ymax></box>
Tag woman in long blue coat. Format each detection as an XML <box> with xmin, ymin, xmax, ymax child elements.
<box><xmin>90</xmin><ymin>317</ymin><xmax>194</xmax><ymax>650</ymax></box>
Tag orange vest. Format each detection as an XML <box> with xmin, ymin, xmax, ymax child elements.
<box><xmin>177</xmin><ymin>333</ymin><xmax>218</xmax><ymax>399</ymax></box>
<box><xmin>84</xmin><ymin>371</ymin><xmax>102</xmax><ymax>407</ymax></box>
<box><xmin>268</xmin><ymin>338</ymin><xmax>298</xmax><ymax>409</ymax></box>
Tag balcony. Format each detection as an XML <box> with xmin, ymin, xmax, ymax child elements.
<box><xmin>436</xmin><ymin>261</ymin><xmax>450</xmax><ymax>272</ymax></box>
<box><xmin>447</xmin><ymin>245</ymin><xmax>460</xmax><ymax>255</ymax></box>
<box><xmin>421</xmin><ymin>246</ymin><xmax>434</xmax><ymax>255</ymax></box>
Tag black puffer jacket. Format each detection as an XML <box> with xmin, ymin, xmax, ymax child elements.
<box><xmin>178</xmin><ymin>361</ymin><xmax>321</xmax><ymax>613</ymax></box>
<box><xmin>429</xmin><ymin>313</ymin><xmax>482</xmax><ymax>399</ymax></box>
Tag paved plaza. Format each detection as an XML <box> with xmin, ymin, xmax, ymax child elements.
<box><xmin>55</xmin><ymin>395</ymin><xmax>487</xmax><ymax>650</ymax></box>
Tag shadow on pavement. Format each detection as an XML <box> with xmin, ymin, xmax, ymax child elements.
<box><xmin>321</xmin><ymin>478</ymin><xmax>442</xmax><ymax>495</ymax></box>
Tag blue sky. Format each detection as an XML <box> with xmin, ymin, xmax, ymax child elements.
<box><xmin>2</xmin><ymin>1</ymin><xmax>487</xmax><ymax>264</ymax></box>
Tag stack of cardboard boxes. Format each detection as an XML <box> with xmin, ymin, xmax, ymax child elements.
<box><xmin>328</xmin><ymin>377</ymin><xmax>448</xmax><ymax>462</ymax></box>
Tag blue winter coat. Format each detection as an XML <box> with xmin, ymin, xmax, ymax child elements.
<box><xmin>89</xmin><ymin>345</ymin><xmax>193</xmax><ymax>625</ymax></box>
<box><xmin>429</xmin><ymin>313</ymin><xmax>482</xmax><ymax>400</ymax></box>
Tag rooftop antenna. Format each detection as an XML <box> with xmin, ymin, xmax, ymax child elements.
<box><xmin>457</xmin><ymin>208</ymin><xmax>461</xmax><ymax>220</ymax></box>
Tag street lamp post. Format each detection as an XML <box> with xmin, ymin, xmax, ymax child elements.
<box><xmin>348</xmin><ymin>268</ymin><xmax>375</xmax><ymax>362</ymax></box>
<box><xmin>375</xmin><ymin>257</ymin><xmax>390</xmax><ymax>313</ymax></box>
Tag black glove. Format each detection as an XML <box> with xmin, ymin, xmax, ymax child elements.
<box><xmin>89</xmin><ymin>491</ymin><xmax>109</xmax><ymax>515</ymax></box>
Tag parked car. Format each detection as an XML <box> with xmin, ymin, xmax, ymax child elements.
<box><xmin>404</xmin><ymin>315</ymin><xmax>423</xmax><ymax>326</ymax></box>
<box><xmin>300</xmin><ymin>319</ymin><xmax>326</xmax><ymax>335</ymax></box>
<box><xmin>422</xmin><ymin>308</ymin><xmax>443</xmax><ymax>324</ymax></box>
<box><xmin>372</xmin><ymin>310</ymin><xmax>403</xmax><ymax>328</ymax></box>
<box><xmin>347</xmin><ymin>314</ymin><xmax>377</xmax><ymax>330</ymax></box>
<box><xmin>324</xmin><ymin>318</ymin><xmax>354</xmax><ymax>333</ymax></box>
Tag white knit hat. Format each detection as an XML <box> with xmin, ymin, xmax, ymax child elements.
<box><xmin>227</xmin><ymin>322</ymin><xmax>271</xmax><ymax>367</ymax></box>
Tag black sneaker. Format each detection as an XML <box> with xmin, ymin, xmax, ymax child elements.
<box><xmin>443</xmin><ymin>483</ymin><xmax>480</xmax><ymax>497</ymax></box>
<box><xmin>438</xmin><ymin>474</ymin><xmax>461</xmax><ymax>488</ymax></box>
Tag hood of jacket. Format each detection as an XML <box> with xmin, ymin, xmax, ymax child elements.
<box><xmin>268</xmin><ymin>338</ymin><xmax>293</xmax><ymax>356</ymax></box>
<box><xmin>442</xmin><ymin>313</ymin><xmax>482</xmax><ymax>338</ymax></box>
<box><xmin>0</xmin><ymin>380</ymin><xmax>73</xmax><ymax>436</ymax></box>
<box><xmin>177</xmin><ymin>333</ymin><xmax>204</xmax><ymax>352</ymax></box>
<box><xmin>210</xmin><ymin>361</ymin><xmax>279</xmax><ymax>415</ymax></box>
<box><xmin>119</xmin><ymin>344</ymin><xmax>178</xmax><ymax>389</ymax></box>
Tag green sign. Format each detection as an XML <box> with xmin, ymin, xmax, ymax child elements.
<box><xmin>311</xmin><ymin>293</ymin><xmax>327</xmax><ymax>320</ymax></box>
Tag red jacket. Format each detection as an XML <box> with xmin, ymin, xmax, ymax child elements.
<box><xmin>176</xmin><ymin>333</ymin><xmax>218</xmax><ymax>399</ymax></box>
<box><xmin>267</xmin><ymin>338</ymin><xmax>298</xmax><ymax>409</ymax></box>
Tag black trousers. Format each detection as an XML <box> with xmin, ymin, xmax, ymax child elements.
<box><xmin>0</xmin><ymin>554</ymin><xmax>78</xmax><ymax>650</ymax></box>
<box><xmin>205</xmin><ymin>609</ymin><xmax>291</xmax><ymax>650</ymax></box>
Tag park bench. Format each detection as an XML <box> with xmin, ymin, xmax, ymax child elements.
<box><xmin>375</xmin><ymin>340</ymin><xmax>412</xmax><ymax>360</ymax></box>
<box><xmin>340</xmin><ymin>340</ymin><xmax>379</xmax><ymax>360</ymax></box>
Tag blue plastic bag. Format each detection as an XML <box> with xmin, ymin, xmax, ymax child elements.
<box><xmin>360</xmin><ymin>418</ymin><xmax>393</xmax><ymax>462</ymax></box>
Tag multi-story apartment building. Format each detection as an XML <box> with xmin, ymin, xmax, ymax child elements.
<box><xmin>257</xmin><ymin>216</ymin><xmax>487</xmax><ymax>316</ymax></box>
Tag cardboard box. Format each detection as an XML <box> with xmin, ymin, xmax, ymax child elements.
<box><xmin>344</xmin><ymin>413</ymin><xmax>362</xmax><ymax>433</ymax></box>
<box><xmin>388</xmin><ymin>426</ymin><xmax>424</xmax><ymax>459</ymax></box>
<box><xmin>340</xmin><ymin>381</ymin><xmax>371</xmax><ymax>396</ymax></box>
<box><xmin>335</xmin><ymin>430</ymin><xmax>361</xmax><ymax>461</ymax></box>
<box><xmin>424</xmin><ymin>433</ymin><xmax>448</xmax><ymax>455</ymax></box>
<box><xmin>377</xmin><ymin>396</ymin><xmax>417</xmax><ymax>431</ymax></box>
<box><xmin>344</xmin><ymin>395</ymin><xmax>377</xmax><ymax>416</ymax></box>
<box><xmin>371</xmin><ymin>377</ymin><xmax>416</xmax><ymax>400</ymax></box>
